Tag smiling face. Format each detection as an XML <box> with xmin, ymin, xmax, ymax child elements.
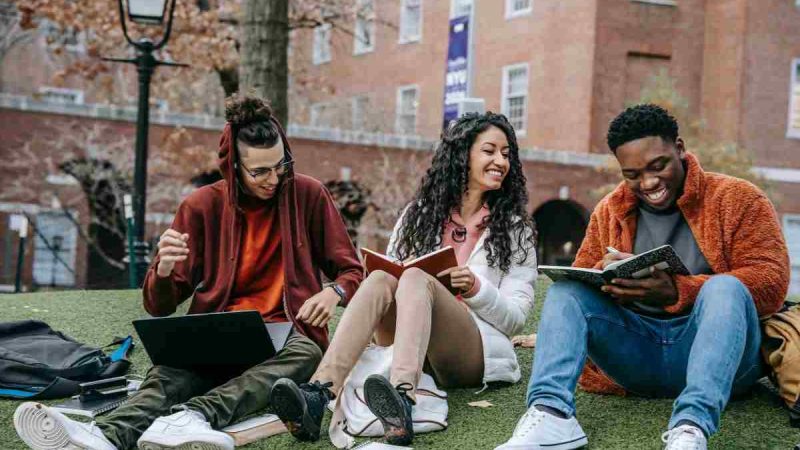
<box><xmin>237</xmin><ymin>139</ymin><xmax>287</xmax><ymax>201</ymax></box>
<box><xmin>467</xmin><ymin>125</ymin><xmax>511</xmax><ymax>194</ymax></box>
<box><xmin>615</xmin><ymin>136</ymin><xmax>687</xmax><ymax>211</ymax></box>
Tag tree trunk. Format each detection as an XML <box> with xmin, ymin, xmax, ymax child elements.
<box><xmin>216</xmin><ymin>67</ymin><xmax>239</xmax><ymax>97</ymax></box>
<box><xmin>239</xmin><ymin>0</ymin><xmax>289</xmax><ymax>126</ymax></box>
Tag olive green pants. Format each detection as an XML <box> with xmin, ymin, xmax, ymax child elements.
<box><xmin>96</xmin><ymin>332</ymin><xmax>322</xmax><ymax>449</ymax></box>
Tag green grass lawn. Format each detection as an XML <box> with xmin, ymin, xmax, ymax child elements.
<box><xmin>0</xmin><ymin>280</ymin><xmax>798</xmax><ymax>449</ymax></box>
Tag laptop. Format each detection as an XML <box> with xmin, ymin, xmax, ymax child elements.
<box><xmin>133</xmin><ymin>310</ymin><xmax>291</xmax><ymax>371</ymax></box>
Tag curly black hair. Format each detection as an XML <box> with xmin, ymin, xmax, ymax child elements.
<box><xmin>224</xmin><ymin>93</ymin><xmax>280</xmax><ymax>148</ymax></box>
<box><xmin>607</xmin><ymin>104</ymin><xmax>679</xmax><ymax>152</ymax></box>
<box><xmin>394</xmin><ymin>112</ymin><xmax>537</xmax><ymax>273</ymax></box>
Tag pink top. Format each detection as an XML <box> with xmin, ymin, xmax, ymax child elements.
<box><xmin>441</xmin><ymin>206</ymin><xmax>490</xmax><ymax>298</ymax></box>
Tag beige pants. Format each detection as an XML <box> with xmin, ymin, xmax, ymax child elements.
<box><xmin>313</xmin><ymin>268</ymin><xmax>484</xmax><ymax>400</ymax></box>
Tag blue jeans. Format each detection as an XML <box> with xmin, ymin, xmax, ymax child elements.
<box><xmin>526</xmin><ymin>275</ymin><xmax>763</xmax><ymax>436</ymax></box>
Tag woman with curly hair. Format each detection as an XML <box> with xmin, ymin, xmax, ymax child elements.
<box><xmin>271</xmin><ymin>112</ymin><xmax>538</xmax><ymax>446</ymax></box>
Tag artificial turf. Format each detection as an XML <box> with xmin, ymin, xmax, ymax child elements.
<box><xmin>0</xmin><ymin>281</ymin><xmax>798</xmax><ymax>449</ymax></box>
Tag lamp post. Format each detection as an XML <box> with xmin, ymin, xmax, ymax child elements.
<box><xmin>104</xmin><ymin>0</ymin><xmax>186</xmax><ymax>285</ymax></box>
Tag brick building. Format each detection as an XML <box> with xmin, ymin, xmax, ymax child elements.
<box><xmin>3</xmin><ymin>0</ymin><xmax>800</xmax><ymax>292</ymax></box>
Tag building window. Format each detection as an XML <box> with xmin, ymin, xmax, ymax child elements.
<box><xmin>313</xmin><ymin>23</ymin><xmax>332</xmax><ymax>65</ymax></box>
<box><xmin>32</xmin><ymin>212</ymin><xmax>77</xmax><ymax>287</ymax></box>
<box><xmin>38</xmin><ymin>87</ymin><xmax>85</xmax><ymax>105</ymax></box>
<box><xmin>354</xmin><ymin>0</ymin><xmax>375</xmax><ymax>55</ymax></box>
<box><xmin>396</xmin><ymin>85</ymin><xmax>419</xmax><ymax>135</ymax></box>
<box><xmin>784</xmin><ymin>215</ymin><xmax>800</xmax><ymax>295</ymax></box>
<box><xmin>399</xmin><ymin>0</ymin><xmax>422</xmax><ymax>43</ymax></box>
<box><xmin>789</xmin><ymin>59</ymin><xmax>800</xmax><ymax>139</ymax></box>
<box><xmin>351</xmin><ymin>95</ymin><xmax>369</xmax><ymax>131</ymax></box>
<box><xmin>43</xmin><ymin>21</ymin><xmax>85</xmax><ymax>53</ymax></box>
<box><xmin>451</xmin><ymin>0</ymin><xmax>472</xmax><ymax>17</ymax></box>
<box><xmin>631</xmin><ymin>0</ymin><xmax>677</xmax><ymax>5</ymax></box>
<box><xmin>502</xmin><ymin>64</ymin><xmax>529</xmax><ymax>134</ymax></box>
<box><xmin>506</xmin><ymin>0</ymin><xmax>532</xmax><ymax>18</ymax></box>
<box><xmin>310</xmin><ymin>102</ymin><xmax>334</xmax><ymax>128</ymax></box>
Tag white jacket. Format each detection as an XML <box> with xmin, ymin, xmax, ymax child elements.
<box><xmin>386</xmin><ymin>212</ymin><xmax>537</xmax><ymax>384</ymax></box>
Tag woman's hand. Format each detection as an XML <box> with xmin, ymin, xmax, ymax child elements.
<box><xmin>437</xmin><ymin>266</ymin><xmax>476</xmax><ymax>294</ymax></box>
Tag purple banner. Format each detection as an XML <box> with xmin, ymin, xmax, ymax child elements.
<box><xmin>442</xmin><ymin>15</ymin><xmax>470</xmax><ymax>129</ymax></box>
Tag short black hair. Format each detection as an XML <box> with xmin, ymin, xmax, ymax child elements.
<box><xmin>606</xmin><ymin>104</ymin><xmax>679</xmax><ymax>152</ymax></box>
<box><xmin>225</xmin><ymin>93</ymin><xmax>280</xmax><ymax>148</ymax></box>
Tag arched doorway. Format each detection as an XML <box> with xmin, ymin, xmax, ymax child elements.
<box><xmin>532</xmin><ymin>200</ymin><xmax>590</xmax><ymax>266</ymax></box>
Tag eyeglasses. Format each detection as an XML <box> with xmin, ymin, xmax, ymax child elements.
<box><xmin>238</xmin><ymin>157</ymin><xmax>294</xmax><ymax>180</ymax></box>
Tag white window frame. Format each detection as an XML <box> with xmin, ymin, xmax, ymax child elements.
<box><xmin>38</xmin><ymin>87</ymin><xmax>85</xmax><ymax>105</ymax></box>
<box><xmin>354</xmin><ymin>0</ymin><xmax>376</xmax><ymax>55</ymax></box>
<box><xmin>784</xmin><ymin>214</ymin><xmax>800</xmax><ymax>296</ymax></box>
<box><xmin>310</xmin><ymin>102</ymin><xmax>333</xmax><ymax>128</ymax></box>
<box><xmin>505</xmin><ymin>0</ymin><xmax>532</xmax><ymax>19</ymax></box>
<box><xmin>31</xmin><ymin>212</ymin><xmax>77</xmax><ymax>287</ymax></box>
<box><xmin>399</xmin><ymin>0</ymin><xmax>422</xmax><ymax>44</ymax></box>
<box><xmin>787</xmin><ymin>58</ymin><xmax>800</xmax><ymax>139</ymax></box>
<box><xmin>501</xmin><ymin>63</ymin><xmax>530</xmax><ymax>136</ymax></box>
<box><xmin>450</xmin><ymin>0</ymin><xmax>472</xmax><ymax>18</ymax></box>
<box><xmin>631</xmin><ymin>0</ymin><xmax>677</xmax><ymax>5</ymax></box>
<box><xmin>351</xmin><ymin>95</ymin><xmax>369</xmax><ymax>131</ymax></box>
<box><xmin>312</xmin><ymin>23</ymin><xmax>332</xmax><ymax>65</ymax></box>
<box><xmin>395</xmin><ymin>85</ymin><xmax>419</xmax><ymax>135</ymax></box>
<box><xmin>43</xmin><ymin>21</ymin><xmax>86</xmax><ymax>53</ymax></box>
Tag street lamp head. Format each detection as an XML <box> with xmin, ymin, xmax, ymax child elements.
<box><xmin>116</xmin><ymin>0</ymin><xmax>176</xmax><ymax>51</ymax></box>
<box><xmin>126</xmin><ymin>0</ymin><xmax>167</xmax><ymax>25</ymax></box>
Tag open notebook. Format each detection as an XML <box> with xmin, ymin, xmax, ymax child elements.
<box><xmin>539</xmin><ymin>245</ymin><xmax>690</xmax><ymax>288</ymax></box>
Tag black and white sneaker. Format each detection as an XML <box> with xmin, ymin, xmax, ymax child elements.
<box><xmin>494</xmin><ymin>405</ymin><xmax>588</xmax><ymax>450</ymax></box>
<box><xmin>269</xmin><ymin>379</ymin><xmax>333</xmax><ymax>442</ymax></box>
<box><xmin>363</xmin><ymin>375</ymin><xmax>415</xmax><ymax>446</ymax></box>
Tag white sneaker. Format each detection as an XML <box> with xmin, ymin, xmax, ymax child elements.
<box><xmin>495</xmin><ymin>406</ymin><xmax>588</xmax><ymax>450</ymax></box>
<box><xmin>662</xmin><ymin>425</ymin><xmax>707</xmax><ymax>450</ymax></box>
<box><xmin>137</xmin><ymin>409</ymin><xmax>234</xmax><ymax>450</ymax></box>
<box><xmin>13</xmin><ymin>402</ymin><xmax>117</xmax><ymax>450</ymax></box>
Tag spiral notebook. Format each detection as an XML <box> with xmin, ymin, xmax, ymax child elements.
<box><xmin>52</xmin><ymin>377</ymin><xmax>141</xmax><ymax>418</ymax></box>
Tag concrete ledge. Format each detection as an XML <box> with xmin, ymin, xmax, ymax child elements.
<box><xmin>7</xmin><ymin>93</ymin><xmax>800</xmax><ymax>181</ymax></box>
<box><xmin>631</xmin><ymin>0</ymin><xmax>677</xmax><ymax>6</ymax></box>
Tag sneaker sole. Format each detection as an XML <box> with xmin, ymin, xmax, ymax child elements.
<box><xmin>137</xmin><ymin>440</ymin><xmax>231</xmax><ymax>450</ymax></box>
<box><xmin>544</xmin><ymin>435</ymin><xmax>588</xmax><ymax>450</ymax></box>
<box><xmin>363</xmin><ymin>376</ymin><xmax>413</xmax><ymax>446</ymax></box>
<box><xmin>14</xmin><ymin>402</ymin><xmax>75</xmax><ymax>450</ymax></box>
<box><xmin>269</xmin><ymin>379</ymin><xmax>320</xmax><ymax>441</ymax></box>
<box><xmin>496</xmin><ymin>435</ymin><xmax>588</xmax><ymax>450</ymax></box>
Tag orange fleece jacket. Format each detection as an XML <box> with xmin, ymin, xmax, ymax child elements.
<box><xmin>573</xmin><ymin>152</ymin><xmax>790</xmax><ymax>395</ymax></box>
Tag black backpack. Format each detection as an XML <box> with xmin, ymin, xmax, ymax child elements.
<box><xmin>0</xmin><ymin>320</ymin><xmax>133</xmax><ymax>399</ymax></box>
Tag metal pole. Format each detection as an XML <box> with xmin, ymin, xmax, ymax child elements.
<box><xmin>123</xmin><ymin>194</ymin><xmax>137</xmax><ymax>289</ymax></box>
<box><xmin>132</xmin><ymin>42</ymin><xmax>157</xmax><ymax>285</ymax></box>
<box><xmin>14</xmin><ymin>237</ymin><xmax>25</xmax><ymax>293</ymax></box>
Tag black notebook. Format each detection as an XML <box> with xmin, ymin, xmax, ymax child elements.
<box><xmin>539</xmin><ymin>245</ymin><xmax>690</xmax><ymax>288</ymax></box>
<box><xmin>52</xmin><ymin>377</ymin><xmax>140</xmax><ymax>418</ymax></box>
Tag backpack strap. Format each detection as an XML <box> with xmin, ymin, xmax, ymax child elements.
<box><xmin>0</xmin><ymin>377</ymin><xmax>82</xmax><ymax>400</ymax></box>
<box><xmin>97</xmin><ymin>336</ymin><xmax>135</xmax><ymax>379</ymax></box>
<box><xmin>106</xmin><ymin>336</ymin><xmax>134</xmax><ymax>362</ymax></box>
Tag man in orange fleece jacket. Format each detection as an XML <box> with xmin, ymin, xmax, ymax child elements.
<box><xmin>497</xmin><ymin>104</ymin><xmax>789</xmax><ymax>450</ymax></box>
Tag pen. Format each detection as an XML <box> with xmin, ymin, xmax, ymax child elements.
<box><xmin>606</xmin><ymin>246</ymin><xmax>620</xmax><ymax>254</ymax></box>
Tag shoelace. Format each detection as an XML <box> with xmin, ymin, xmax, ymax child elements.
<box><xmin>395</xmin><ymin>382</ymin><xmax>416</xmax><ymax>405</ymax></box>
<box><xmin>514</xmin><ymin>409</ymin><xmax>545</xmax><ymax>438</ymax></box>
<box><xmin>661</xmin><ymin>425</ymin><xmax>704</xmax><ymax>450</ymax></box>
<box><xmin>300</xmin><ymin>380</ymin><xmax>335</xmax><ymax>401</ymax></box>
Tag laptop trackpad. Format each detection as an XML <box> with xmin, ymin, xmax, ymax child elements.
<box><xmin>265</xmin><ymin>322</ymin><xmax>293</xmax><ymax>353</ymax></box>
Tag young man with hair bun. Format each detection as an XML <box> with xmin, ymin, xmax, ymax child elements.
<box><xmin>13</xmin><ymin>94</ymin><xmax>363</xmax><ymax>450</ymax></box>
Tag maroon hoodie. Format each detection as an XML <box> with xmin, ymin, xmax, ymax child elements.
<box><xmin>142</xmin><ymin>120</ymin><xmax>364</xmax><ymax>349</ymax></box>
